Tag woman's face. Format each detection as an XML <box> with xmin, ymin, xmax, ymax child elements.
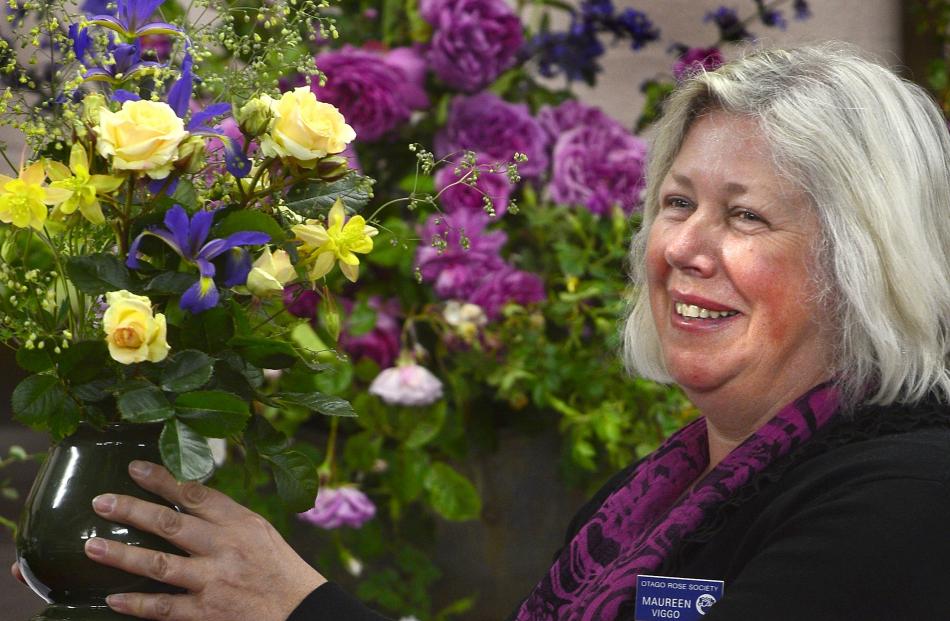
<box><xmin>647</xmin><ymin>111</ymin><xmax>833</xmax><ymax>415</ymax></box>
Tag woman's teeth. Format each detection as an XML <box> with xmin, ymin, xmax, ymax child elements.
<box><xmin>675</xmin><ymin>302</ymin><xmax>738</xmax><ymax>319</ymax></box>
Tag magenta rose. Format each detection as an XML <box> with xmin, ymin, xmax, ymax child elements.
<box><xmin>435</xmin><ymin>93</ymin><xmax>548</xmax><ymax>178</ymax></box>
<box><xmin>466</xmin><ymin>265</ymin><xmax>545</xmax><ymax>320</ymax></box>
<box><xmin>435</xmin><ymin>164</ymin><xmax>511</xmax><ymax>217</ymax></box>
<box><xmin>339</xmin><ymin>297</ymin><xmax>402</xmax><ymax>369</ymax></box>
<box><xmin>415</xmin><ymin>209</ymin><xmax>507</xmax><ymax>300</ymax></box>
<box><xmin>537</xmin><ymin>100</ymin><xmax>612</xmax><ymax>143</ymax></box>
<box><xmin>672</xmin><ymin>46</ymin><xmax>725</xmax><ymax>81</ymax></box>
<box><xmin>312</xmin><ymin>46</ymin><xmax>429</xmax><ymax>141</ymax></box>
<box><xmin>420</xmin><ymin>0</ymin><xmax>523</xmax><ymax>93</ymax></box>
<box><xmin>549</xmin><ymin>118</ymin><xmax>648</xmax><ymax>215</ymax></box>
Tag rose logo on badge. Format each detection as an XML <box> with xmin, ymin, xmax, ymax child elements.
<box><xmin>695</xmin><ymin>594</ymin><xmax>717</xmax><ymax>615</ymax></box>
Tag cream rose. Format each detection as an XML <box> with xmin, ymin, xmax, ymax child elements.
<box><xmin>103</xmin><ymin>290</ymin><xmax>170</xmax><ymax>364</ymax></box>
<box><xmin>246</xmin><ymin>247</ymin><xmax>295</xmax><ymax>297</ymax></box>
<box><xmin>258</xmin><ymin>88</ymin><xmax>356</xmax><ymax>167</ymax></box>
<box><xmin>96</xmin><ymin>100</ymin><xmax>188</xmax><ymax>179</ymax></box>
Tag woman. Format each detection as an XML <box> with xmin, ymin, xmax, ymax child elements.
<box><xmin>15</xmin><ymin>43</ymin><xmax>950</xmax><ymax>620</ymax></box>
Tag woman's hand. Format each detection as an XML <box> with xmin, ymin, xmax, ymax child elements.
<box><xmin>82</xmin><ymin>460</ymin><xmax>326</xmax><ymax>621</ymax></box>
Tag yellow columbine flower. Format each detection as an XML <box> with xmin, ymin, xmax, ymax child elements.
<box><xmin>291</xmin><ymin>199</ymin><xmax>377</xmax><ymax>282</ymax></box>
<box><xmin>0</xmin><ymin>161</ymin><xmax>70</xmax><ymax>231</ymax></box>
<box><xmin>47</xmin><ymin>144</ymin><xmax>124</xmax><ymax>225</ymax></box>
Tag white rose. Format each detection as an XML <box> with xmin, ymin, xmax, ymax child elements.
<box><xmin>246</xmin><ymin>248</ymin><xmax>295</xmax><ymax>297</ymax></box>
<box><xmin>259</xmin><ymin>88</ymin><xmax>356</xmax><ymax>167</ymax></box>
<box><xmin>96</xmin><ymin>100</ymin><xmax>188</xmax><ymax>179</ymax></box>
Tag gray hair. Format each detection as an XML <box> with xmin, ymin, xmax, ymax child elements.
<box><xmin>623</xmin><ymin>43</ymin><xmax>950</xmax><ymax>406</ymax></box>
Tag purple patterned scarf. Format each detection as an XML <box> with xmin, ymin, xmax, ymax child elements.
<box><xmin>516</xmin><ymin>383</ymin><xmax>841</xmax><ymax>621</ymax></box>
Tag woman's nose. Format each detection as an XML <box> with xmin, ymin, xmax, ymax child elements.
<box><xmin>663</xmin><ymin>212</ymin><xmax>718</xmax><ymax>277</ymax></box>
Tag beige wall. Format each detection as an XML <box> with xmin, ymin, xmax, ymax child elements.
<box><xmin>565</xmin><ymin>0</ymin><xmax>903</xmax><ymax>128</ymax></box>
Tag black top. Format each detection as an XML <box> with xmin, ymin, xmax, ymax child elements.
<box><xmin>289</xmin><ymin>399</ymin><xmax>950</xmax><ymax>621</ymax></box>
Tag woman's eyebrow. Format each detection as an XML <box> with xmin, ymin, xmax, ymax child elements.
<box><xmin>668</xmin><ymin>171</ymin><xmax>749</xmax><ymax>195</ymax></box>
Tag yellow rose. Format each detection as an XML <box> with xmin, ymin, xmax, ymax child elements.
<box><xmin>259</xmin><ymin>88</ymin><xmax>356</xmax><ymax>167</ymax></box>
<box><xmin>96</xmin><ymin>100</ymin><xmax>188</xmax><ymax>179</ymax></box>
<box><xmin>246</xmin><ymin>247</ymin><xmax>296</xmax><ymax>297</ymax></box>
<box><xmin>103</xmin><ymin>290</ymin><xmax>170</xmax><ymax>364</ymax></box>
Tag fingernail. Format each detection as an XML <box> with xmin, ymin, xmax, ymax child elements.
<box><xmin>129</xmin><ymin>460</ymin><xmax>152</xmax><ymax>478</ymax></box>
<box><xmin>85</xmin><ymin>538</ymin><xmax>108</xmax><ymax>558</ymax></box>
<box><xmin>106</xmin><ymin>593</ymin><xmax>127</xmax><ymax>611</ymax></box>
<box><xmin>92</xmin><ymin>494</ymin><xmax>116</xmax><ymax>513</ymax></box>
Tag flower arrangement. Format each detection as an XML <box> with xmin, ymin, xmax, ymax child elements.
<box><xmin>0</xmin><ymin>0</ymin><xmax>814</xmax><ymax>617</ymax></box>
<box><xmin>0</xmin><ymin>0</ymin><xmax>379</xmax><ymax>509</ymax></box>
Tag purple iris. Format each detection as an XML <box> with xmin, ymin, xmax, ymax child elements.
<box><xmin>88</xmin><ymin>0</ymin><xmax>182</xmax><ymax>40</ymax></box>
<box><xmin>126</xmin><ymin>205</ymin><xmax>270</xmax><ymax>313</ymax></box>
<box><xmin>76</xmin><ymin>35</ymin><xmax>161</xmax><ymax>84</ymax></box>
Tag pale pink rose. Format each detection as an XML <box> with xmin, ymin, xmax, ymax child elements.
<box><xmin>369</xmin><ymin>363</ymin><xmax>444</xmax><ymax>406</ymax></box>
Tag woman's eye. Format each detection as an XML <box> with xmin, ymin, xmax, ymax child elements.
<box><xmin>734</xmin><ymin>209</ymin><xmax>766</xmax><ymax>224</ymax></box>
<box><xmin>664</xmin><ymin>197</ymin><xmax>692</xmax><ymax>209</ymax></box>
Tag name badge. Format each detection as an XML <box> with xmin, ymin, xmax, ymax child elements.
<box><xmin>634</xmin><ymin>574</ymin><xmax>725</xmax><ymax>620</ymax></box>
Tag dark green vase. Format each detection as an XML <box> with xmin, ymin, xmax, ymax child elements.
<box><xmin>16</xmin><ymin>424</ymin><xmax>183</xmax><ymax>621</ymax></box>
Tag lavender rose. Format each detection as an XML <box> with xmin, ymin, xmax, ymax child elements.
<box><xmin>467</xmin><ymin>265</ymin><xmax>545</xmax><ymax>320</ymax></box>
<box><xmin>339</xmin><ymin>297</ymin><xmax>402</xmax><ymax>369</ymax></box>
<box><xmin>435</xmin><ymin>164</ymin><xmax>511</xmax><ymax>217</ymax></box>
<box><xmin>312</xmin><ymin>46</ymin><xmax>429</xmax><ymax>141</ymax></box>
<box><xmin>537</xmin><ymin>100</ymin><xmax>612</xmax><ymax>142</ymax></box>
<box><xmin>435</xmin><ymin>93</ymin><xmax>549</xmax><ymax>178</ymax></box>
<box><xmin>415</xmin><ymin>209</ymin><xmax>507</xmax><ymax>299</ymax></box>
<box><xmin>420</xmin><ymin>0</ymin><xmax>524</xmax><ymax>93</ymax></box>
<box><xmin>298</xmin><ymin>486</ymin><xmax>376</xmax><ymax>529</ymax></box>
<box><xmin>549</xmin><ymin>117</ymin><xmax>648</xmax><ymax>215</ymax></box>
<box><xmin>369</xmin><ymin>362</ymin><xmax>444</xmax><ymax>406</ymax></box>
<box><xmin>672</xmin><ymin>46</ymin><xmax>725</xmax><ymax>81</ymax></box>
<box><xmin>283</xmin><ymin>285</ymin><xmax>320</xmax><ymax>320</ymax></box>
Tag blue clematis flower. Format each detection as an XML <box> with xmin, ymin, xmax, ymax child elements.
<box><xmin>126</xmin><ymin>204</ymin><xmax>270</xmax><ymax>313</ymax></box>
<box><xmin>88</xmin><ymin>0</ymin><xmax>182</xmax><ymax>40</ymax></box>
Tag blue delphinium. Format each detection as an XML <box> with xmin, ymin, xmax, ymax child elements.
<box><xmin>753</xmin><ymin>0</ymin><xmax>786</xmax><ymax>30</ymax></box>
<box><xmin>529</xmin><ymin>0</ymin><xmax>658</xmax><ymax>84</ymax></box>
<box><xmin>793</xmin><ymin>0</ymin><xmax>812</xmax><ymax>20</ymax></box>
<box><xmin>704</xmin><ymin>6</ymin><xmax>753</xmax><ymax>42</ymax></box>
<box><xmin>126</xmin><ymin>205</ymin><xmax>270</xmax><ymax>313</ymax></box>
<box><xmin>613</xmin><ymin>8</ymin><xmax>660</xmax><ymax>50</ymax></box>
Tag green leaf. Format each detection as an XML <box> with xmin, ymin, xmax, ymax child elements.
<box><xmin>12</xmin><ymin>374</ymin><xmax>81</xmax><ymax>441</ymax></box>
<box><xmin>161</xmin><ymin>350</ymin><xmax>214</xmax><ymax>393</ymax></box>
<box><xmin>284</xmin><ymin>173</ymin><xmax>374</xmax><ymax>217</ymax></box>
<box><xmin>215</xmin><ymin>210</ymin><xmax>285</xmax><ymax>243</ymax></box>
<box><xmin>160</xmin><ymin>419</ymin><xmax>214</xmax><ymax>481</ymax></box>
<box><xmin>423</xmin><ymin>462</ymin><xmax>481</xmax><ymax>521</ymax></box>
<box><xmin>174</xmin><ymin>390</ymin><xmax>250</xmax><ymax>437</ymax></box>
<box><xmin>179</xmin><ymin>306</ymin><xmax>234</xmax><ymax>353</ymax></box>
<box><xmin>273</xmin><ymin>391</ymin><xmax>356</xmax><ymax>417</ymax></box>
<box><xmin>56</xmin><ymin>340</ymin><xmax>109</xmax><ymax>384</ymax></box>
<box><xmin>65</xmin><ymin>253</ymin><xmax>132</xmax><ymax>295</ymax></box>
<box><xmin>387</xmin><ymin>448</ymin><xmax>429</xmax><ymax>503</ymax></box>
<box><xmin>117</xmin><ymin>385</ymin><xmax>174</xmax><ymax>422</ymax></box>
<box><xmin>228</xmin><ymin>336</ymin><xmax>298</xmax><ymax>369</ymax></box>
<box><xmin>16</xmin><ymin>347</ymin><xmax>53</xmax><ymax>373</ymax></box>
<box><xmin>171</xmin><ymin>178</ymin><xmax>198</xmax><ymax>210</ymax></box>
<box><xmin>265</xmin><ymin>450</ymin><xmax>318</xmax><ymax>512</ymax></box>
<box><xmin>243</xmin><ymin>415</ymin><xmax>291</xmax><ymax>456</ymax></box>
<box><xmin>403</xmin><ymin>402</ymin><xmax>446</xmax><ymax>449</ymax></box>
<box><xmin>343</xmin><ymin>431</ymin><xmax>382</xmax><ymax>471</ymax></box>
<box><xmin>145</xmin><ymin>272</ymin><xmax>196</xmax><ymax>295</ymax></box>
<box><xmin>347</xmin><ymin>299</ymin><xmax>377</xmax><ymax>337</ymax></box>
